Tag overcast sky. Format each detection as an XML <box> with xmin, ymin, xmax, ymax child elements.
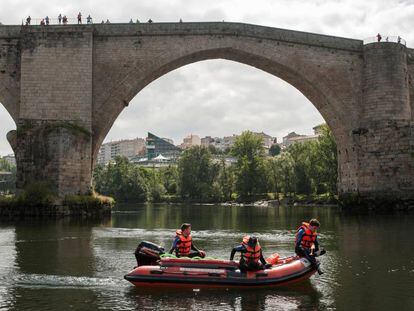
<box><xmin>1</xmin><ymin>0</ymin><xmax>413</xmax><ymax>154</ymax></box>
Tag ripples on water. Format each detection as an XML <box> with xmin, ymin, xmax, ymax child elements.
<box><xmin>1</xmin><ymin>204</ymin><xmax>414</xmax><ymax>310</ymax></box>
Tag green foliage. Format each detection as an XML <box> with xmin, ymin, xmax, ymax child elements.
<box><xmin>93</xmin><ymin>156</ymin><xmax>148</xmax><ymax>202</ymax></box>
<box><xmin>15</xmin><ymin>181</ymin><xmax>57</xmax><ymax>206</ymax></box>
<box><xmin>0</xmin><ymin>158</ymin><xmax>15</xmax><ymax>173</ymax></box>
<box><xmin>63</xmin><ymin>193</ymin><xmax>115</xmax><ymax>209</ymax></box>
<box><xmin>287</xmin><ymin>142</ymin><xmax>315</xmax><ymax>195</ymax></box>
<box><xmin>0</xmin><ymin>158</ymin><xmax>16</xmax><ymax>194</ymax></box>
<box><xmin>269</xmin><ymin>144</ymin><xmax>281</xmax><ymax>156</ymax></box>
<box><xmin>207</xmin><ymin>145</ymin><xmax>221</xmax><ymax>155</ymax></box>
<box><xmin>159</xmin><ymin>165</ymin><xmax>179</xmax><ymax>195</ymax></box>
<box><xmin>92</xmin><ymin>126</ymin><xmax>338</xmax><ymax>203</ymax></box>
<box><xmin>266</xmin><ymin>152</ymin><xmax>295</xmax><ymax>197</ymax></box>
<box><xmin>177</xmin><ymin>146</ymin><xmax>218</xmax><ymax>201</ymax></box>
<box><xmin>265</xmin><ymin>124</ymin><xmax>338</xmax><ymax>198</ymax></box>
<box><xmin>316</xmin><ymin>125</ymin><xmax>338</xmax><ymax>195</ymax></box>
<box><xmin>216</xmin><ymin>159</ymin><xmax>234</xmax><ymax>201</ymax></box>
<box><xmin>144</xmin><ymin>168</ymin><xmax>166</xmax><ymax>202</ymax></box>
<box><xmin>231</xmin><ymin>131</ymin><xmax>267</xmax><ymax>197</ymax></box>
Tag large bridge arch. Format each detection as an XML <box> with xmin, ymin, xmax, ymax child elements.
<box><xmin>92</xmin><ymin>27</ymin><xmax>364</xmax><ymax>194</ymax></box>
<box><xmin>93</xmin><ymin>47</ymin><xmax>356</xmax><ymax>145</ymax></box>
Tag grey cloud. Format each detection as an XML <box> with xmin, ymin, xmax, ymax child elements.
<box><xmin>106</xmin><ymin>59</ymin><xmax>324</xmax><ymax>146</ymax></box>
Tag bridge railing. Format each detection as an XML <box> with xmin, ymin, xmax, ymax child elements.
<box><xmin>363</xmin><ymin>36</ymin><xmax>406</xmax><ymax>46</ymax></box>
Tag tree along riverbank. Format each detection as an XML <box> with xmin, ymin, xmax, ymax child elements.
<box><xmin>94</xmin><ymin>126</ymin><xmax>338</xmax><ymax>206</ymax></box>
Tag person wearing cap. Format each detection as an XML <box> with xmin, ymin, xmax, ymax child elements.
<box><xmin>230</xmin><ymin>235</ymin><xmax>271</xmax><ymax>272</ymax></box>
<box><xmin>295</xmin><ymin>218</ymin><xmax>325</xmax><ymax>275</ymax></box>
<box><xmin>169</xmin><ymin>223</ymin><xmax>206</xmax><ymax>258</ymax></box>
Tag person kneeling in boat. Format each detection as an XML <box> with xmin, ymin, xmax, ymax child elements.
<box><xmin>169</xmin><ymin>223</ymin><xmax>206</xmax><ymax>258</ymax></box>
<box><xmin>230</xmin><ymin>235</ymin><xmax>271</xmax><ymax>272</ymax></box>
<box><xmin>295</xmin><ymin>218</ymin><xmax>326</xmax><ymax>275</ymax></box>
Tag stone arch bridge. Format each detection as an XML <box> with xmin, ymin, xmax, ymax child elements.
<box><xmin>0</xmin><ymin>22</ymin><xmax>413</xmax><ymax>205</ymax></box>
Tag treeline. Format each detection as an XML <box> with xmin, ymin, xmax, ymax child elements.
<box><xmin>93</xmin><ymin>125</ymin><xmax>338</xmax><ymax>203</ymax></box>
<box><xmin>0</xmin><ymin>158</ymin><xmax>16</xmax><ymax>194</ymax></box>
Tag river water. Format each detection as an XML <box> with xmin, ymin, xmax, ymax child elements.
<box><xmin>0</xmin><ymin>204</ymin><xmax>413</xmax><ymax>310</ymax></box>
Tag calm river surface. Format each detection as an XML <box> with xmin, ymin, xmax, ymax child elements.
<box><xmin>0</xmin><ymin>204</ymin><xmax>413</xmax><ymax>310</ymax></box>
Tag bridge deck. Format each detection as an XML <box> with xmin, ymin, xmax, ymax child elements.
<box><xmin>0</xmin><ymin>22</ymin><xmax>363</xmax><ymax>52</ymax></box>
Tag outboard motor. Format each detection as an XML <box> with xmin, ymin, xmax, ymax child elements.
<box><xmin>134</xmin><ymin>241</ymin><xmax>165</xmax><ymax>267</ymax></box>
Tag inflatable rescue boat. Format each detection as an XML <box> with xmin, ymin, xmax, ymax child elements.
<box><xmin>124</xmin><ymin>241</ymin><xmax>319</xmax><ymax>288</ymax></box>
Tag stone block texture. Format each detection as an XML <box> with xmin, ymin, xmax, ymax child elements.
<box><xmin>0</xmin><ymin>22</ymin><xmax>412</xmax><ymax>202</ymax></box>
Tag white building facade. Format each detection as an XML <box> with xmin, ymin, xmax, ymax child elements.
<box><xmin>97</xmin><ymin>138</ymin><xmax>146</xmax><ymax>165</ymax></box>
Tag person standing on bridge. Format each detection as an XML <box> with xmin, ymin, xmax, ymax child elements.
<box><xmin>169</xmin><ymin>223</ymin><xmax>206</xmax><ymax>258</ymax></box>
<box><xmin>295</xmin><ymin>218</ymin><xmax>325</xmax><ymax>275</ymax></box>
<box><xmin>58</xmin><ymin>13</ymin><xmax>62</xmax><ymax>24</ymax></box>
<box><xmin>377</xmin><ymin>33</ymin><xmax>382</xmax><ymax>42</ymax></box>
<box><xmin>77</xmin><ymin>12</ymin><xmax>82</xmax><ymax>24</ymax></box>
<box><xmin>87</xmin><ymin>15</ymin><xmax>92</xmax><ymax>24</ymax></box>
<box><xmin>25</xmin><ymin>16</ymin><xmax>31</xmax><ymax>25</ymax></box>
<box><xmin>45</xmin><ymin>16</ymin><xmax>49</xmax><ymax>25</ymax></box>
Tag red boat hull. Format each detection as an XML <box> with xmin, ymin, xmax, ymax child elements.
<box><xmin>125</xmin><ymin>256</ymin><xmax>316</xmax><ymax>288</ymax></box>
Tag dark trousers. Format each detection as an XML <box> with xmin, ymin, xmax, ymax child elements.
<box><xmin>295</xmin><ymin>246</ymin><xmax>318</xmax><ymax>269</ymax></box>
<box><xmin>177</xmin><ymin>250</ymin><xmax>205</xmax><ymax>258</ymax></box>
<box><xmin>239</xmin><ymin>259</ymin><xmax>264</xmax><ymax>272</ymax></box>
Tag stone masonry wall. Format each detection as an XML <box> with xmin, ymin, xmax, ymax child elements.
<box><xmin>19</xmin><ymin>27</ymin><xmax>93</xmax><ymax>128</ymax></box>
<box><xmin>0</xmin><ymin>26</ymin><xmax>21</xmax><ymax>121</ymax></box>
<box><xmin>356</xmin><ymin>43</ymin><xmax>414</xmax><ymax>199</ymax></box>
<box><xmin>14</xmin><ymin>120</ymin><xmax>92</xmax><ymax>195</ymax></box>
<box><xmin>16</xmin><ymin>26</ymin><xmax>94</xmax><ymax>195</ymax></box>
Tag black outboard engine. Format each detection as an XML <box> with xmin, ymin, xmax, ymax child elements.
<box><xmin>134</xmin><ymin>241</ymin><xmax>165</xmax><ymax>267</ymax></box>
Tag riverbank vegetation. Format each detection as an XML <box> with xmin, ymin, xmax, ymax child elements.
<box><xmin>93</xmin><ymin>124</ymin><xmax>338</xmax><ymax>204</ymax></box>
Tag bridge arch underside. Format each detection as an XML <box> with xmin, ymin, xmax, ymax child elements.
<box><xmin>93</xmin><ymin>36</ymin><xmax>363</xmax><ymax>194</ymax></box>
<box><xmin>0</xmin><ymin>86</ymin><xmax>19</xmax><ymax>122</ymax></box>
<box><xmin>0</xmin><ymin>97</ymin><xmax>18</xmax><ymax>154</ymax></box>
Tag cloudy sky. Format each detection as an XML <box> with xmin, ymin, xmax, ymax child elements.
<box><xmin>1</xmin><ymin>0</ymin><xmax>413</xmax><ymax>154</ymax></box>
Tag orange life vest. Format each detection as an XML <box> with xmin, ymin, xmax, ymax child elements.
<box><xmin>176</xmin><ymin>229</ymin><xmax>192</xmax><ymax>256</ymax></box>
<box><xmin>241</xmin><ymin>236</ymin><xmax>261</xmax><ymax>264</ymax></box>
<box><xmin>295</xmin><ymin>222</ymin><xmax>317</xmax><ymax>249</ymax></box>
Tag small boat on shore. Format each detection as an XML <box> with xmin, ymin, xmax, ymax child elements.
<box><xmin>124</xmin><ymin>241</ymin><xmax>318</xmax><ymax>288</ymax></box>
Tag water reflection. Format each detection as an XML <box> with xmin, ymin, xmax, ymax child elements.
<box><xmin>7</xmin><ymin>219</ymin><xmax>103</xmax><ymax>311</ymax></box>
<box><xmin>0</xmin><ymin>205</ymin><xmax>413</xmax><ymax>310</ymax></box>
<box><xmin>333</xmin><ymin>214</ymin><xmax>414</xmax><ymax>310</ymax></box>
<box><xmin>0</xmin><ymin>227</ymin><xmax>16</xmax><ymax>310</ymax></box>
<box><xmin>123</xmin><ymin>281</ymin><xmax>323</xmax><ymax>311</ymax></box>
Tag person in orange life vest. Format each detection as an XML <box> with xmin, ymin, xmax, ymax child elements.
<box><xmin>168</xmin><ymin>223</ymin><xmax>206</xmax><ymax>258</ymax></box>
<box><xmin>295</xmin><ymin>218</ymin><xmax>325</xmax><ymax>275</ymax></box>
<box><xmin>230</xmin><ymin>236</ymin><xmax>271</xmax><ymax>272</ymax></box>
